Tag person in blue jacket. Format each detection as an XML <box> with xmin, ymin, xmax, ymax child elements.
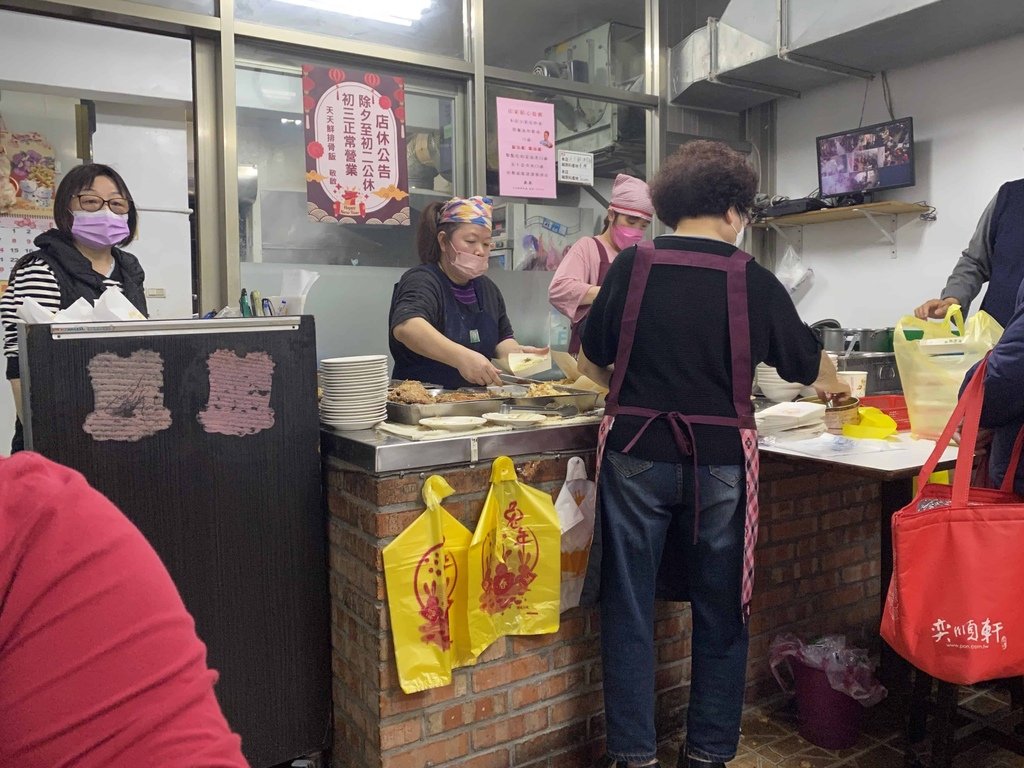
<box><xmin>963</xmin><ymin>279</ymin><xmax>1024</xmax><ymax>494</ymax></box>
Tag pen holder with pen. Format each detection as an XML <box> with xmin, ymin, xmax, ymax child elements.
<box><xmin>261</xmin><ymin>295</ymin><xmax>305</xmax><ymax>316</ymax></box>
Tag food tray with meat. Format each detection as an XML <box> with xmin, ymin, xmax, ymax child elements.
<box><xmin>509</xmin><ymin>382</ymin><xmax>600</xmax><ymax>413</ymax></box>
<box><xmin>387</xmin><ymin>380</ymin><xmax>506</xmax><ymax>424</ymax></box>
<box><xmin>386</xmin><ymin>379</ymin><xmax>600</xmax><ymax>425</ymax></box>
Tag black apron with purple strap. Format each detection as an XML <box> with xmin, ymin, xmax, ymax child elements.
<box><xmin>584</xmin><ymin>240</ymin><xmax>761</xmax><ymax>619</ymax></box>
<box><xmin>567</xmin><ymin>237</ymin><xmax>612</xmax><ymax>355</ymax></box>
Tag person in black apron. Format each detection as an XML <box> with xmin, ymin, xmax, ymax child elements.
<box><xmin>390</xmin><ymin>195</ymin><xmax>547</xmax><ymax>389</ymax></box>
<box><xmin>579</xmin><ymin>142</ymin><xmax>846</xmax><ymax>768</ymax></box>
<box><xmin>548</xmin><ymin>174</ymin><xmax>653</xmax><ymax>355</ymax></box>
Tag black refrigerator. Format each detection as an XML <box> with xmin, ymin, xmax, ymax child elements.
<box><xmin>20</xmin><ymin>316</ymin><xmax>330</xmax><ymax>768</ymax></box>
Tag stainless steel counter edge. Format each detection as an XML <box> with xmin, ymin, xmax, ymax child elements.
<box><xmin>321</xmin><ymin>421</ymin><xmax>600</xmax><ymax>474</ymax></box>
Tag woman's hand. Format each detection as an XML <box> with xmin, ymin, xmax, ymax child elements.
<box><xmin>814</xmin><ymin>381</ymin><xmax>851</xmax><ymax>402</ymax></box>
<box><xmin>456</xmin><ymin>348</ymin><xmax>503</xmax><ymax>386</ymax></box>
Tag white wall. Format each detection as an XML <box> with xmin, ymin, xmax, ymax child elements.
<box><xmin>774</xmin><ymin>33</ymin><xmax>1024</xmax><ymax>327</ymax></box>
<box><xmin>0</xmin><ymin>10</ymin><xmax>192</xmax><ymax>105</ymax></box>
<box><xmin>93</xmin><ymin>103</ymin><xmax>193</xmax><ymax>319</ymax></box>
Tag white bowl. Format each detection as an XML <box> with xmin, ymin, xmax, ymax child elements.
<box><xmin>759</xmin><ymin>381</ymin><xmax>805</xmax><ymax>403</ymax></box>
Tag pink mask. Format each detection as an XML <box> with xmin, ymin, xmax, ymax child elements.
<box><xmin>449</xmin><ymin>249</ymin><xmax>488</xmax><ymax>281</ymax></box>
<box><xmin>71</xmin><ymin>209</ymin><xmax>130</xmax><ymax>248</ymax></box>
<box><xmin>612</xmin><ymin>225</ymin><xmax>645</xmax><ymax>250</ymax></box>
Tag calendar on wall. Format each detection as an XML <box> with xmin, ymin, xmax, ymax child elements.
<box><xmin>0</xmin><ymin>215</ymin><xmax>51</xmax><ymax>292</ymax></box>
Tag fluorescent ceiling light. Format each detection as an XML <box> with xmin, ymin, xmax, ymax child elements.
<box><xmin>274</xmin><ymin>0</ymin><xmax>433</xmax><ymax>27</ymax></box>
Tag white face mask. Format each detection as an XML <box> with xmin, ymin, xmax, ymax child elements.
<box><xmin>731</xmin><ymin>213</ymin><xmax>746</xmax><ymax>248</ymax></box>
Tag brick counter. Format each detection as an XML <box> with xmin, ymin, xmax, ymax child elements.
<box><xmin>326</xmin><ymin>450</ymin><xmax>882</xmax><ymax>768</ymax></box>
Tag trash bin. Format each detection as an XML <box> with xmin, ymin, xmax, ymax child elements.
<box><xmin>791</xmin><ymin>657</ymin><xmax>864</xmax><ymax>749</ymax></box>
<box><xmin>770</xmin><ymin>633</ymin><xmax>887</xmax><ymax>751</ymax></box>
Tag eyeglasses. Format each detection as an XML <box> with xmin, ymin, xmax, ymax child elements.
<box><xmin>74</xmin><ymin>193</ymin><xmax>132</xmax><ymax>215</ymax></box>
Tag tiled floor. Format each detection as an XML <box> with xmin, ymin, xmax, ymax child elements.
<box><xmin>655</xmin><ymin>685</ymin><xmax>1024</xmax><ymax>767</ymax></box>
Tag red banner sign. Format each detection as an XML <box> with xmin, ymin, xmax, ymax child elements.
<box><xmin>302</xmin><ymin>65</ymin><xmax>409</xmax><ymax>225</ymax></box>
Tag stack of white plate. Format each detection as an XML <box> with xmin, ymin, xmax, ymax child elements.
<box><xmin>320</xmin><ymin>355</ymin><xmax>389</xmax><ymax>431</ymax></box>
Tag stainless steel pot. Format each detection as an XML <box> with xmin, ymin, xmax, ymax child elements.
<box><xmin>817</xmin><ymin>327</ymin><xmax>894</xmax><ymax>354</ymax></box>
<box><xmin>839</xmin><ymin>352</ymin><xmax>901</xmax><ymax>395</ymax></box>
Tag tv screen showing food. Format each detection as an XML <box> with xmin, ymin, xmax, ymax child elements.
<box><xmin>816</xmin><ymin>117</ymin><xmax>914</xmax><ymax>198</ymax></box>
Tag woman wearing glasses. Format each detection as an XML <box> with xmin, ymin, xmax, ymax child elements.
<box><xmin>1</xmin><ymin>163</ymin><xmax>148</xmax><ymax>453</ymax></box>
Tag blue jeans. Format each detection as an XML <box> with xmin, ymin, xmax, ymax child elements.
<box><xmin>599</xmin><ymin>450</ymin><xmax>748</xmax><ymax>764</ymax></box>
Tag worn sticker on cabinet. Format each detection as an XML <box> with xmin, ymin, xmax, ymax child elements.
<box><xmin>198</xmin><ymin>349</ymin><xmax>276</xmax><ymax>436</ymax></box>
<box><xmin>83</xmin><ymin>350</ymin><xmax>173</xmax><ymax>442</ymax></box>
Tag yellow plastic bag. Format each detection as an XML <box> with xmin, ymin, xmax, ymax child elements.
<box><xmin>894</xmin><ymin>304</ymin><xmax>1002</xmax><ymax>439</ymax></box>
<box><xmin>382</xmin><ymin>475</ymin><xmax>474</xmax><ymax>694</ymax></box>
<box><xmin>467</xmin><ymin>456</ymin><xmax>561</xmax><ymax>657</ymax></box>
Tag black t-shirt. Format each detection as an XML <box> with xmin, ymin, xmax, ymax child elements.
<box><xmin>388</xmin><ymin>264</ymin><xmax>515</xmax><ymax>364</ymax></box>
<box><xmin>583</xmin><ymin>236</ymin><xmax>822</xmax><ymax>464</ymax></box>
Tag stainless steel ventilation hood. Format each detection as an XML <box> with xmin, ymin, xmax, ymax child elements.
<box><xmin>670</xmin><ymin>0</ymin><xmax>1024</xmax><ymax>112</ymax></box>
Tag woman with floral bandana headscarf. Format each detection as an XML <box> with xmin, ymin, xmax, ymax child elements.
<box><xmin>389</xmin><ymin>195</ymin><xmax>547</xmax><ymax>388</ymax></box>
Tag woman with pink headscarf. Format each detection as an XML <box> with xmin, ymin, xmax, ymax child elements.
<box><xmin>548</xmin><ymin>174</ymin><xmax>654</xmax><ymax>355</ymax></box>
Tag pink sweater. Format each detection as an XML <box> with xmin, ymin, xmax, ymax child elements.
<box><xmin>548</xmin><ymin>237</ymin><xmax>615</xmax><ymax>324</ymax></box>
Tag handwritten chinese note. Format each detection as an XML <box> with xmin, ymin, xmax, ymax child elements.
<box><xmin>302</xmin><ymin>65</ymin><xmax>410</xmax><ymax>226</ymax></box>
<box><xmin>496</xmin><ymin>97</ymin><xmax>556</xmax><ymax>199</ymax></box>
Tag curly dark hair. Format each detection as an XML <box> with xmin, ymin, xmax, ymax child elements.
<box><xmin>649</xmin><ymin>140</ymin><xmax>758</xmax><ymax>228</ymax></box>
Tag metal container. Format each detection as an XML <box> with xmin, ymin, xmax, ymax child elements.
<box><xmin>839</xmin><ymin>352</ymin><xmax>901</xmax><ymax>395</ymax></box>
<box><xmin>386</xmin><ymin>390</ymin><xmax>506</xmax><ymax>425</ymax></box>
<box><xmin>817</xmin><ymin>327</ymin><xmax>894</xmax><ymax>354</ymax></box>
<box><xmin>511</xmin><ymin>384</ymin><xmax>599</xmax><ymax>413</ymax></box>
<box><xmin>799</xmin><ymin>395</ymin><xmax>861</xmax><ymax>434</ymax></box>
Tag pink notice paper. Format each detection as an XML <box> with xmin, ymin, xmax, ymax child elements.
<box><xmin>199</xmin><ymin>349</ymin><xmax>276</xmax><ymax>437</ymax></box>
<box><xmin>83</xmin><ymin>350</ymin><xmax>173</xmax><ymax>442</ymax></box>
<box><xmin>496</xmin><ymin>97</ymin><xmax>556</xmax><ymax>199</ymax></box>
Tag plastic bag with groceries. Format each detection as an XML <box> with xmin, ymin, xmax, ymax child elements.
<box><xmin>894</xmin><ymin>303</ymin><xmax>1002</xmax><ymax>439</ymax></box>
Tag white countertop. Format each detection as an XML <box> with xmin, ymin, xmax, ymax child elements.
<box><xmin>760</xmin><ymin>433</ymin><xmax>960</xmax><ymax>481</ymax></box>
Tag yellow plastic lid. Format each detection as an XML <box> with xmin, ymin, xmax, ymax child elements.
<box><xmin>842</xmin><ymin>407</ymin><xmax>897</xmax><ymax>439</ymax></box>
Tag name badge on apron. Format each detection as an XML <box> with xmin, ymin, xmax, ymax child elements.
<box><xmin>469</xmin><ymin>329</ymin><xmax>481</xmax><ymax>344</ymax></box>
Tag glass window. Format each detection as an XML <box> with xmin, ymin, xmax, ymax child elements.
<box><xmin>133</xmin><ymin>0</ymin><xmax>215</xmax><ymax>13</ymax></box>
<box><xmin>485</xmin><ymin>2</ymin><xmax>645</xmax><ymax>93</ymax></box>
<box><xmin>235</xmin><ymin>45</ymin><xmax>465</xmax><ymax>267</ymax></box>
<box><xmin>235</xmin><ymin>0</ymin><xmax>464</xmax><ymax>60</ymax></box>
<box><xmin>484</xmin><ymin>84</ymin><xmax>647</xmax><ymax>200</ymax></box>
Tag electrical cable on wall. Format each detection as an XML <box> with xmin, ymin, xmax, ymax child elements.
<box><xmin>881</xmin><ymin>72</ymin><xmax>896</xmax><ymax>120</ymax></box>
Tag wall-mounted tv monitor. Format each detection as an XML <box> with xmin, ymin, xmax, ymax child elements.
<box><xmin>816</xmin><ymin>117</ymin><xmax>915</xmax><ymax>198</ymax></box>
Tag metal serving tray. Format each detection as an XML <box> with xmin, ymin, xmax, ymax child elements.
<box><xmin>386</xmin><ymin>381</ymin><xmax>600</xmax><ymax>425</ymax></box>
<box><xmin>386</xmin><ymin>389</ymin><xmax>506</xmax><ymax>425</ymax></box>
<box><xmin>510</xmin><ymin>384</ymin><xmax>600</xmax><ymax>413</ymax></box>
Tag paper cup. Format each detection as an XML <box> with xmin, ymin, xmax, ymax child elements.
<box><xmin>836</xmin><ymin>371</ymin><xmax>868</xmax><ymax>398</ymax></box>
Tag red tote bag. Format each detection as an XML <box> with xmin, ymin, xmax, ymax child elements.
<box><xmin>880</xmin><ymin>355</ymin><xmax>1024</xmax><ymax>685</ymax></box>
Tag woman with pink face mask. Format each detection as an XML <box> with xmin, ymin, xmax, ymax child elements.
<box><xmin>0</xmin><ymin>163</ymin><xmax>147</xmax><ymax>453</ymax></box>
<box><xmin>389</xmin><ymin>195</ymin><xmax>547</xmax><ymax>388</ymax></box>
<box><xmin>548</xmin><ymin>173</ymin><xmax>653</xmax><ymax>355</ymax></box>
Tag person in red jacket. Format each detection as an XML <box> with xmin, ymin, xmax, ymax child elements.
<box><xmin>0</xmin><ymin>451</ymin><xmax>249</xmax><ymax>768</ymax></box>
